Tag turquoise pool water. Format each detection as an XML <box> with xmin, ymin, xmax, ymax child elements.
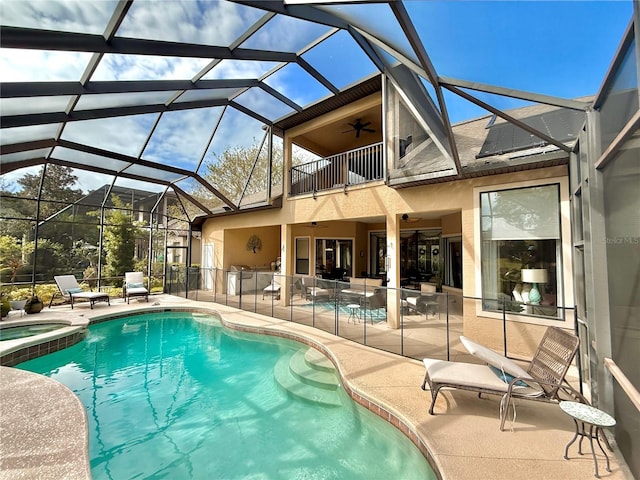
<box><xmin>19</xmin><ymin>311</ymin><xmax>435</xmax><ymax>480</ymax></box>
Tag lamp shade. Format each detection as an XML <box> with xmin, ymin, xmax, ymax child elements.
<box><xmin>521</xmin><ymin>268</ymin><xmax>548</xmax><ymax>284</ymax></box>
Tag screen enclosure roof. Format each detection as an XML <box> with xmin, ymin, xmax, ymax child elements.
<box><xmin>0</xmin><ymin>0</ymin><xmax>631</xmax><ymax>221</ymax></box>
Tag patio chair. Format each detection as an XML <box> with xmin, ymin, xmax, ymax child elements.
<box><xmin>403</xmin><ymin>283</ymin><xmax>439</xmax><ymax>318</ymax></box>
<box><xmin>360</xmin><ymin>292</ymin><xmax>386</xmax><ymax>324</ymax></box>
<box><xmin>263</xmin><ymin>280</ymin><xmax>281</xmax><ymax>300</ymax></box>
<box><xmin>301</xmin><ymin>277</ymin><xmax>331</xmax><ymax>302</ymax></box>
<box><xmin>51</xmin><ymin>275</ymin><xmax>110</xmax><ymax>309</ymax></box>
<box><xmin>123</xmin><ymin>272</ymin><xmax>149</xmax><ymax>304</ymax></box>
<box><xmin>421</xmin><ymin>326</ymin><xmax>584</xmax><ymax>430</ymax></box>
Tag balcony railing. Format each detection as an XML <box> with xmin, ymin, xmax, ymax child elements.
<box><xmin>290</xmin><ymin>142</ymin><xmax>384</xmax><ymax>197</ymax></box>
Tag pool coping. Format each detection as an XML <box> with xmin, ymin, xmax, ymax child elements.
<box><xmin>0</xmin><ymin>298</ymin><xmax>628</xmax><ymax>480</ymax></box>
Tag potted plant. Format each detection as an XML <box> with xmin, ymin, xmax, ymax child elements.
<box><xmin>8</xmin><ymin>287</ymin><xmax>30</xmax><ymax>312</ymax></box>
<box><xmin>0</xmin><ymin>294</ymin><xmax>10</xmax><ymax>319</ymax></box>
<box><xmin>9</xmin><ymin>299</ymin><xmax>27</xmax><ymax>314</ymax></box>
<box><xmin>24</xmin><ymin>294</ymin><xmax>43</xmax><ymax>314</ymax></box>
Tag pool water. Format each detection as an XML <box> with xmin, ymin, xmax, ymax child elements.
<box><xmin>19</xmin><ymin>312</ymin><xmax>435</xmax><ymax>480</ymax></box>
<box><xmin>0</xmin><ymin>323</ymin><xmax>67</xmax><ymax>341</ymax></box>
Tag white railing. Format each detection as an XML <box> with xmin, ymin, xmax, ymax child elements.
<box><xmin>604</xmin><ymin>357</ymin><xmax>640</xmax><ymax>411</ymax></box>
<box><xmin>290</xmin><ymin>142</ymin><xmax>384</xmax><ymax>196</ymax></box>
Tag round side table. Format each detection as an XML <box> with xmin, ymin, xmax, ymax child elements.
<box><xmin>347</xmin><ymin>304</ymin><xmax>360</xmax><ymax>324</ymax></box>
<box><xmin>559</xmin><ymin>401</ymin><xmax>616</xmax><ymax>478</ymax></box>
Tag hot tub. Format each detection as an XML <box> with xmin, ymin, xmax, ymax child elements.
<box><xmin>0</xmin><ymin>323</ymin><xmax>68</xmax><ymax>341</ymax></box>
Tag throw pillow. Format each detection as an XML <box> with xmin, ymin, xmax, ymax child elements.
<box><xmin>488</xmin><ymin>365</ymin><xmax>528</xmax><ymax>387</ymax></box>
<box><xmin>66</xmin><ymin>287</ymin><xmax>83</xmax><ymax>294</ymax></box>
<box><xmin>127</xmin><ymin>282</ymin><xmax>145</xmax><ymax>289</ymax></box>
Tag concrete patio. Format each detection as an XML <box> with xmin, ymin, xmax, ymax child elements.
<box><xmin>0</xmin><ymin>294</ymin><xmax>631</xmax><ymax>479</ymax></box>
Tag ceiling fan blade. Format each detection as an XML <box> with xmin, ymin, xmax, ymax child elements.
<box><xmin>356</xmin><ymin>129</ymin><xmax>360</xmax><ymax>138</ymax></box>
<box><xmin>362</xmin><ymin>128</ymin><xmax>375</xmax><ymax>133</ymax></box>
<box><xmin>361</xmin><ymin>121</ymin><xmax>371</xmax><ymax>128</ymax></box>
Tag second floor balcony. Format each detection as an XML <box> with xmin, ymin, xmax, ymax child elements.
<box><xmin>290</xmin><ymin>142</ymin><xmax>384</xmax><ymax>197</ymax></box>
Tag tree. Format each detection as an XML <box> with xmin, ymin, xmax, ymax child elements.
<box><xmin>0</xmin><ymin>235</ymin><xmax>32</xmax><ymax>283</ymax></box>
<box><xmin>203</xmin><ymin>143</ymin><xmax>283</xmax><ymax>204</ymax></box>
<box><xmin>102</xmin><ymin>196</ymin><xmax>139</xmax><ymax>281</ymax></box>
<box><xmin>17</xmin><ymin>165</ymin><xmax>83</xmax><ymax>220</ymax></box>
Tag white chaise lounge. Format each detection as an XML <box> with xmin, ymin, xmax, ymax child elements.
<box><xmin>51</xmin><ymin>275</ymin><xmax>110</xmax><ymax>309</ymax></box>
<box><xmin>421</xmin><ymin>326</ymin><xmax>583</xmax><ymax>430</ymax></box>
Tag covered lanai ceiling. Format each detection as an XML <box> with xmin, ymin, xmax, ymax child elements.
<box><xmin>0</xmin><ymin>0</ymin><xmax>631</xmax><ymax>220</ymax></box>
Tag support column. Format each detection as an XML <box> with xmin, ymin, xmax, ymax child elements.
<box><xmin>386</xmin><ymin>213</ymin><xmax>401</xmax><ymax>329</ymax></box>
<box><xmin>281</xmin><ymin>223</ymin><xmax>291</xmax><ymax>305</ymax></box>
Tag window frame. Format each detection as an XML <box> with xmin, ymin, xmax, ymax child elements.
<box><xmin>473</xmin><ymin>177</ymin><xmax>574</xmax><ymax>328</ymax></box>
<box><xmin>294</xmin><ymin>236</ymin><xmax>310</xmax><ymax>275</ymax></box>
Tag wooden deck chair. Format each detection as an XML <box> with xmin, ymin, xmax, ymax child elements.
<box><xmin>123</xmin><ymin>272</ymin><xmax>149</xmax><ymax>304</ymax></box>
<box><xmin>51</xmin><ymin>275</ymin><xmax>110</xmax><ymax>309</ymax></box>
<box><xmin>421</xmin><ymin>326</ymin><xmax>585</xmax><ymax>430</ymax></box>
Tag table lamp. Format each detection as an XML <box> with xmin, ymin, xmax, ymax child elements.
<box><xmin>521</xmin><ymin>268</ymin><xmax>548</xmax><ymax>305</ymax></box>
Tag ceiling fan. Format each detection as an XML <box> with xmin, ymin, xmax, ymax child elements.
<box><xmin>342</xmin><ymin>118</ymin><xmax>375</xmax><ymax>138</ymax></box>
<box><xmin>401</xmin><ymin>213</ymin><xmax>420</xmax><ymax>223</ymax></box>
<box><xmin>307</xmin><ymin>221</ymin><xmax>327</xmax><ymax>228</ymax></box>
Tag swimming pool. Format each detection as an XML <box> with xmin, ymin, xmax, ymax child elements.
<box><xmin>19</xmin><ymin>311</ymin><xmax>435</xmax><ymax>480</ymax></box>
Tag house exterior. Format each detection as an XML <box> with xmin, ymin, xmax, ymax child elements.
<box><xmin>198</xmin><ymin>72</ymin><xmax>578</xmax><ymax>348</ymax></box>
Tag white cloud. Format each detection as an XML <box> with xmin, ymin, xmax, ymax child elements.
<box><xmin>143</xmin><ymin>108</ymin><xmax>226</xmax><ymax>169</ymax></box>
<box><xmin>61</xmin><ymin>115</ymin><xmax>157</xmax><ymax>157</ymax></box>
<box><xmin>117</xmin><ymin>0</ymin><xmax>262</xmax><ymax>47</ymax></box>
<box><xmin>205</xmin><ymin>59</ymin><xmax>280</xmax><ymax>81</ymax></box>
<box><xmin>0</xmin><ymin>49</ymin><xmax>91</xmax><ymax>82</ymax></box>
<box><xmin>0</xmin><ymin>0</ymin><xmax>116</xmax><ymax>34</ymax></box>
<box><xmin>92</xmin><ymin>54</ymin><xmax>211</xmax><ymax>81</ymax></box>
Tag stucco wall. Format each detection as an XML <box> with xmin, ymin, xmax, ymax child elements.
<box><xmin>224</xmin><ymin>225</ymin><xmax>281</xmax><ymax>270</ymax></box>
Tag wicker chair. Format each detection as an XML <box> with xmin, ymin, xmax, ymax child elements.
<box><xmin>360</xmin><ymin>292</ymin><xmax>386</xmax><ymax>324</ymax></box>
<box><xmin>421</xmin><ymin>326</ymin><xmax>585</xmax><ymax>430</ymax></box>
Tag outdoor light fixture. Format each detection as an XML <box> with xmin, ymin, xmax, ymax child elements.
<box><xmin>521</xmin><ymin>268</ymin><xmax>548</xmax><ymax>305</ymax></box>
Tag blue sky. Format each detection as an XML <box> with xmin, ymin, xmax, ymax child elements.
<box><xmin>407</xmin><ymin>1</ymin><xmax>634</xmax><ymax>121</ymax></box>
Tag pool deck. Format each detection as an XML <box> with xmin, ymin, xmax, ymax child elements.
<box><xmin>0</xmin><ymin>295</ymin><xmax>631</xmax><ymax>480</ymax></box>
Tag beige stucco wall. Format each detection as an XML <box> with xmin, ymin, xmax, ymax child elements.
<box><xmin>441</xmin><ymin>211</ymin><xmax>462</xmax><ymax>236</ymax></box>
<box><xmin>224</xmin><ymin>225</ymin><xmax>281</xmax><ymax>271</ymax></box>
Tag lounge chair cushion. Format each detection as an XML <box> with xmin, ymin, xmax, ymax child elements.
<box><xmin>422</xmin><ymin>359</ymin><xmax>539</xmax><ymax>394</ymax></box>
<box><xmin>126</xmin><ymin>287</ymin><xmax>148</xmax><ymax>295</ymax></box>
<box><xmin>70</xmin><ymin>291</ymin><xmax>107</xmax><ymax>299</ymax></box>
<box><xmin>460</xmin><ymin>336</ymin><xmax>532</xmax><ymax>381</ymax></box>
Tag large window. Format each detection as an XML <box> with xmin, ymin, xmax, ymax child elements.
<box><xmin>399</xmin><ymin>229</ymin><xmax>441</xmax><ymax>287</ymax></box>
<box><xmin>443</xmin><ymin>236</ymin><xmax>462</xmax><ymax>289</ymax></box>
<box><xmin>295</xmin><ymin>237</ymin><xmax>310</xmax><ymax>275</ymax></box>
<box><xmin>315</xmin><ymin>239</ymin><xmax>353</xmax><ymax>279</ymax></box>
<box><xmin>370</xmin><ymin>232</ymin><xmax>386</xmax><ymax>278</ymax></box>
<box><xmin>481</xmin><ymin>185</ymin><xmax>562</xmax><ymax>318</ymax></box>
